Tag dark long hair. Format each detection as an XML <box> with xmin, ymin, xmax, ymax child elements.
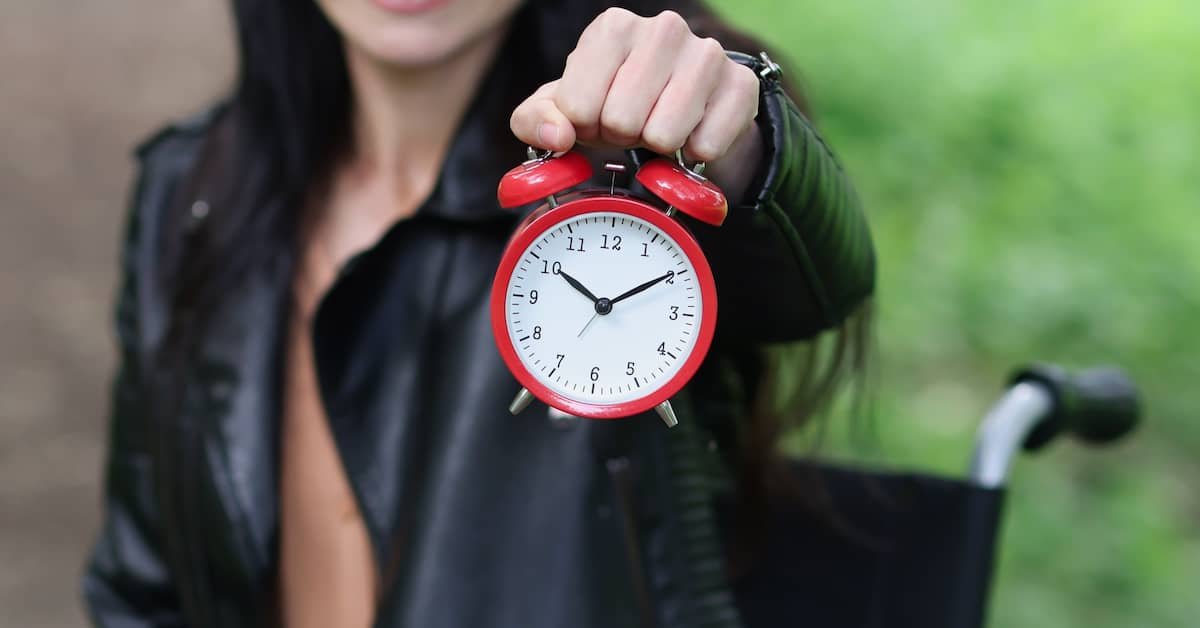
<box><xmin>160</xmin><ymin>0</ymin><xmax>870</xmax><ymax>560</ymax></box>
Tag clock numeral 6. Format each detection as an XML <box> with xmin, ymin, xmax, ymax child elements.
<box><xmin>590</xmin><ymin>366</ymin><xmax>600</xmax><ymax>382</ymax></box>
<box><xmin>625</xmin><ymin>361</ymin><xmax>635</xmax><ymax>376</ymax></box>
<box><xmin>540</xmin><ymin>260</ymin><xmax>562</xmax><ymax>275</ymax></box>
<box><xmin>533</xmin><ymin>326</ymin><xmax>543</xmax><ymax>340</ymax></box>
<box><xmin>669</xmin><ymin>306</ymin><xmax>680</xmax><ymax>320</ymax></box>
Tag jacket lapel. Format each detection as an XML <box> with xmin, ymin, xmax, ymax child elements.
<box><xmin>190</xmin><ymin>249</ymin><xmax>292</xmax><ymax>587</ymax></box>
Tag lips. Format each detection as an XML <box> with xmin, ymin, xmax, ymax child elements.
<box><xmin>372</xmin><ymin>0</ymin><xmax>451</xmax><ymax>15</ymax></box>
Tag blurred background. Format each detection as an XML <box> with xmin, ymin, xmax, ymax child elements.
<box><xmin>1</xmin><ymin>1</ymin><xmax>1195</xmax><ymax>626</ymax></box>
<box><xmin>1</xmin><ymin>3</ymin><xmax>232</xmax><ymax>625</ymax></box>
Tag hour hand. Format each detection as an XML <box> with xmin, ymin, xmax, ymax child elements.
<box><xmin>558</xmin><ymin>269</ymin><xmax>599</xmax><ymax>304</ymax></box>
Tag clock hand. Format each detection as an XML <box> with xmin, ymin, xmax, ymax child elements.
<box><xmin>558</xmin><ymin>269</ymin><xmax>599</xmax><ymax>304</ymax></box>
<box><xmin>576</xmin><ymin>311</ymin><xmax>600</xmax><ymax>338</ymax></box>
<box><xmin>609</xmin><ymin>271</ymin><xmax>674</xmax><ymax>305</ymax></box>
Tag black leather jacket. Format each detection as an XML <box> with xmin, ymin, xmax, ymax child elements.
<box><xmin>82</xmin><ymin>45</ymin><xmax>875</xmax><ymax>628</ymax></box>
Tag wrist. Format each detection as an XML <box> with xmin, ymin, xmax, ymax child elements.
<box><xmin>701</xmin><ymin>122</ymin><xmax>763</xmax><ymax>205</ymax></box>
<box><xmin>699</xmin><ymin>51</ymin><xmax>782</xmax><ymax>206</ymax></box>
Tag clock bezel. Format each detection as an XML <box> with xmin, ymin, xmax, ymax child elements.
<box><xmin>490</xmin><ymin>192</ymin><xmax>718</xmax><ymax>419</ymax></box>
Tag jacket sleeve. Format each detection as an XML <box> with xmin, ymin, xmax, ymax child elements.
<box><xmin>690</xmin><ymin>60</ymin><xmax>876</xmax><ymax>345</ymax></box>
<box><xmin>82</xmin><ymin>158</ymin><xmax>186</xmax><ymax>628</ymax></box>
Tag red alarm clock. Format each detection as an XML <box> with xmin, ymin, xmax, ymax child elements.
<box><xmin>490</xmin><ymin>149</ymin><xmax>727</xmax><ymax>427</ymax></box>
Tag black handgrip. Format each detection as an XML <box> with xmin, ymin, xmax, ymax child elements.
<box><xmin>1010</xmin><ymin>363</ymin><xmax>1141</xmax><ymax>452</ymax></box>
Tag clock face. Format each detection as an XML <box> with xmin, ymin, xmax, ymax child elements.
<box><xmin>502</xmin><ymin>209</ymin><xmax>706</xmax><ymax>409</ymax></box>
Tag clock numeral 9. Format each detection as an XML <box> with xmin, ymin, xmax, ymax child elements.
<box><xmin>529</xmin><ymin>289</ymin><xmax>538</xmax><ymax>304</ymax></box>
<box><xmin>668</xmin><ymin>306</ymin><xmax>679</xmax><ymax>320</ymax></box>
<box><xmin>541</xmin><ymin>260</ymin><xmax>562</xmax><ymax>275</ymax></box>
<box><xmin>533</xmin><ymin>326</ymin><xmax>542</xmax><ymax>340</ymax></box>
<box><xmin>567</xmin><ymin>237</ymin><xmax>586</xmax><ymax>252</ymax></box>
<box><xmin>625</xmin><ymin>362</ymin><xmax>635</xmax><ymax>376</ymax></box>
<box><xmin>590</xmin><ymin>366</ymin><xmax>600</xmax><ymax>382</ymax></box>
<box><xmin>601</xmin><ymin>234</ymin><xmax>622</xmax><ymax>251</ymax></box>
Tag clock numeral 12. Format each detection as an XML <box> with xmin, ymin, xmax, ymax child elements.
<box><xmin>601</xmin><ymin>234</ymin><xmax>622</xmax><ymax>251</ymax></box>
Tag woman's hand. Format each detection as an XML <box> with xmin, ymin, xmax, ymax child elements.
<box><xmin>510</xmin><ymin>8</ymin><xmax>761</xmax><ymax>167</ymax></box>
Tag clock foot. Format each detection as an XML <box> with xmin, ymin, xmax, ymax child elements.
<box><xmin>508</xmin><ymin>388</ymin><xmax>534</xmax><ymax>415</ymax></box>
<box><xmin>547</xmin><ymin>407</ymin><xmax>579</xmax><ymax>427</ymax></box>
<box><xmin>655</xmin><ymin>400</ymin><xmax>679</xmax><ymax>428</ymax></box>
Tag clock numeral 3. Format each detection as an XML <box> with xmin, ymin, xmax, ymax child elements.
<box><xmin>669</xmin><ymin>306</ymin><xmax>679</xmax><ymax>320</ymax></box>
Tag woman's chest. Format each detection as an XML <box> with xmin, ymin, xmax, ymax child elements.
<box><xmin>165</xmin><ymin>218</ymin><xmax>516</xmax><ymax>594</ymax></box>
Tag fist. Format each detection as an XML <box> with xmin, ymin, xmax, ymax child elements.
<box><xmin>510</xmin><ymin>8</ymin><xmax>761</xmax><ymax>163</ymax></box>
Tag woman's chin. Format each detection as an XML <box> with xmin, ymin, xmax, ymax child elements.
<box><xmin>356</xmin><ymin>31</ymin><xmax>469</xmax><ymax>68</ymax></box>
<box><xmin>319</xmin><ymin>0</ymin><xmax>525</xmax><ymax>70</ymax></box>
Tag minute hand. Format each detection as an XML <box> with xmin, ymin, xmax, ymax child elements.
<box><xmin>610</xmin><ymin>271</ymin><xmax>674</xmax><ymax>305</ymax></box>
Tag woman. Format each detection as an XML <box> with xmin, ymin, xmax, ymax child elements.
<box><xmin>83</xmin><ymin>0</ymin><xmax>874</xmax><ymax>626</ymax></box>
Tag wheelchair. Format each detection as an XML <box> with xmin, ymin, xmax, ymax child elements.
<box><xmin>723</xmin><ymin>363</ymin><xmax>1141</xmax><ymax>628</ymax></box>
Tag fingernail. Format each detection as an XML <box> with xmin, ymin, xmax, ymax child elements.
<box><xmin>537</xmin><ymin>122</ymin><xmax>560</xmax><ymax>148</ymax></box>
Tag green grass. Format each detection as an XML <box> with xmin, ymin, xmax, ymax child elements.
<box><xmin>709</xmin><ymin>1</ymin><xmax>1200</xmax><ymax>626</ymax></box>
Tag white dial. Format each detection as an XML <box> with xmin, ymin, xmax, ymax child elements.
<box><xmin>504</xmin><ymin>211</ymin><xmax>702</xmax><ymax>405</ymax></box>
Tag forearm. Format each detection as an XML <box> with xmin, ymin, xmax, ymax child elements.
<box><xmin>702</xmin><ymin>119</ymin><xmax>763</xmax><ymax>207</ymax></box>
<box><xmin>696</xmin><ymin>55</ymin><xmax>876</xmax><ymax>343</ymax></box>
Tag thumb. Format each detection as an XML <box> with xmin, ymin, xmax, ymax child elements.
<box><xmin>510</xmin><ymin>81</ymin><xmax>577</xmax><ymax>153</ymax></box>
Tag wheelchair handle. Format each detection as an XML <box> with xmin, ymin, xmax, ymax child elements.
<box><xmin>1011</xmin><ymin>364</ymin><xmax>1141</xmax><ymax>449</ymax></box>
<box><xmin>968</xmin><ymin>364</ymin><xmax>1140</xmax><ymax>488</ymax></box>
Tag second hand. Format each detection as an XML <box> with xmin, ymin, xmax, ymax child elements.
<box><xmin>576</xmin><ymin>311</ymin><xmax>600</xmax><ymax>338</ymax></box>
